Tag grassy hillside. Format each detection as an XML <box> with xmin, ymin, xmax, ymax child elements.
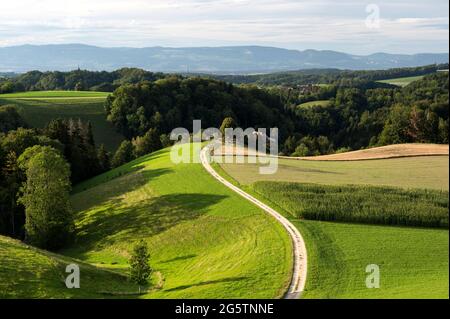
<box><xmin>377</xmin><ymin>75</ymin><xmax>425</xmax><ymax>87</ymax></box>
<box><xmin>218</xmin><ymin>156</ymin><xmax>449</xmax><ymax>190</ymax></box>
<box><xmin>0</xmin><ymin>93</ymin><xmax>124</xmax><ymax>151</ymax></box>
<box><xmin>0</xmin><ymin>235</ymin><xmax>141</xmax><ymax>298</ymax></box>
<box><xmin>64</xmin><ymin>144</ymin><xmax>292</xmax><ymax>299</ymax></box>
<box><xmin>0</xmin><ymin>91</ymin><xmax>109</xmax><ymax>99</ymax></box>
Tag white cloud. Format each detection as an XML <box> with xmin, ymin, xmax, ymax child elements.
<box><xmin>0</xmin><ymin>0</ymin><xmax>448</xmax><ymax>54</ymax></box>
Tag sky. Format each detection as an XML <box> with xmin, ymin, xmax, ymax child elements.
<box><xmin>0</xmin><ymin>0</ymin><xmax>448</xmax><ymax>55</ymax></box>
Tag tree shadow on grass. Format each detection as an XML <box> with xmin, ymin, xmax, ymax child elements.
<box><xmin>164</xmin><ymin>276</ymin><xmax>248</xmax><ymax>292</ymax></box>
<box><xmin>72</xmin><ymin>149</ymin><xmax>170</xmax><ymax>194</ymax></box>
<box><xmin>160</xmin><ymin>254</ymin><xmax>197</xmax><ymax>264</ymax></box>
<box><xmin>71</xmin><ymin>192</ymin><xmax>228</xmax><ymax>253</ymax></box>
<box><xmin>72</xmin><ymin>167</ymin><xmax>173</xmax><ymax>212</ymax></box>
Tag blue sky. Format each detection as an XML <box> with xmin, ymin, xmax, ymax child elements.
<box><xmin>0</xmin><ymin>0</ymin><xmax>448</xmax><ymax>54</ymax></box>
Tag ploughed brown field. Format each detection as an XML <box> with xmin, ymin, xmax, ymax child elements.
<box><xmin>300</xmin><ymin>143</ymin><xmax>449</xmax><ymax>161</ymax></box>
<box><xmin>215</xmin><ymin>143</ymin><xmax>449</xmax><ymax>161</ymax></box>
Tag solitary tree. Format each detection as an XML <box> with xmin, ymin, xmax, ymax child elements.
<box><xmin>17</xmin><ymin>146</ymin><xmax>73</xmax><ymax>250</ymax></box>
<box><xmin>129</xmin><ymin>240</ymin><xmax>152</xmax><ymax>286</ymax></box>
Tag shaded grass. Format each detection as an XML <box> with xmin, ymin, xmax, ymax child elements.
<box><xmin>253</xmin><ymin>182</ymin><xmax>449</xmax><ymax>228</ymax></box>
<box><xmin>218</xmin><ymin>156</ymin><xmax>449</xmax><ymax>190</ymax></box>
<box><xmin>0</xmin><ymin>97</ymin><xmax>124</xmax><ymax>151</ymax></box>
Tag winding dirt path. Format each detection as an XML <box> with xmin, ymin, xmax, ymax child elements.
<box><xmin>200</xmin><ymin>144</ymin><xmax>308</xmax><ymax>299</ymax></box>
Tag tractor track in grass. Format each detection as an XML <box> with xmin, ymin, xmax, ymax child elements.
<box><xmin>200</xmin><ymin>144</ymin><xmax>307</xmax><ymax>299</ymax></box>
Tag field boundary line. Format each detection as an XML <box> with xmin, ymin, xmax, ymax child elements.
<box><xmin>200</xmin><ymin>144</ymin><xmax>308</xmax><ymax>299</ymax></box>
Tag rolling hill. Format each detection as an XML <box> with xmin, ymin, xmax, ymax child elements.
<box><xmin>63</xmin><ymin>144</ymin><xmax>292</xmax><ymax>299</ymax></box>
<box><xmin>0</xmin><ymin>144</ymin><xmax>293</xmax><ymax>298</ymax></box>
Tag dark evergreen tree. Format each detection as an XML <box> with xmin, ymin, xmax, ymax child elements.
<box><xmin>112</xmin><ymin>140</ymin><xmax>135</xmax><ymax>168</ymax></box>
<box><xmin>97</xmin><ymin>144</ymin><xmax>111</xmax><ymax>173</ymax></box>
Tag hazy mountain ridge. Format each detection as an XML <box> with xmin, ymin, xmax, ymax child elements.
<box><xmin>0</xmin><ymin>44</ymin><xmax>448</xmax><ymax>73</ymax></box>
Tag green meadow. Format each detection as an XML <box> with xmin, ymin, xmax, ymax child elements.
<box><xmin>297</xmin><ymin>221</ymin><xmax>448</xmax><ymax>299</ymax></box>
<box><xmin>0</xmin><ymin>92</ymin><xmax>124</xmax><ymax>151</ymax></box>
<box><xmin>377</xmin><ymin>75</ymin><xmax>425</xmax><ymax>87</ymax></box>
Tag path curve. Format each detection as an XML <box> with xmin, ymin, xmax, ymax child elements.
<box><xmin>200</xmin><ymin>144</ymin><xmax>308</xmax><ymax>299</ymax></box>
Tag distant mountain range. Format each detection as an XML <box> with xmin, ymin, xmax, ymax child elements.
<box><xmin>0</xmin><ymin>44</ymin><xmax>448</xmax><ymax>74</ymax></box>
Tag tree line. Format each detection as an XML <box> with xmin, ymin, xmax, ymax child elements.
<box><xmin>213</xmin><ymin>64</ymin><xmax>448</xmax><ymax>87</ymax></box>
<box><xmin>0</xmin><ymin>68</ymin><xmax>167</xmax><ymax>93</ymax></box>
<box><xmin>0</xmin><ymin>110</ymin><xmax>114</xmax><ymax>247</ymax></box>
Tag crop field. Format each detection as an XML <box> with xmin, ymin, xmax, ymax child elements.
<box><xmin>300</xmin><ymin>144</ymin><xmax>449</xmax><ymax>161</ymax></box>
<box><xmin>253</xmin><ymin>182</ymin><xmax>448</xmax><ymax>228</ymax></box>
<box><xmin>213</xmin><ymin>151</ymin><xmax>449</xmax><ymax>299</ymax></box>
<box><xmin>217</xmin><ymin>155</ymin><xmax>449</xmax><ymax>190</ymax></box>
<box><xmin>246</xmin><ymin>181</ymin><xmax>449</xmax><ymax>299</ymax></box>
<box><xmin>62</xmin><ymin>144</ymin><xmax>292</xmax><ymax>299</ymax></box>
<box><xmin>377</xmin><ymin>75</ymin><xmax>425</xmax><ymax>87</ymax></box>
<box><xmin>298</xmin><ymin>100</ymin><xmax>331</xmax><ymax>108</ymax></box>
<box><xmin>0</xmin><ymin>93</ymin><xmax>124</xmax><ymax>151</ymax></box>
<box><xmin>0</xmin><ymin>235</ymin><xmax>140</xmax><ymax>298</ymax></box>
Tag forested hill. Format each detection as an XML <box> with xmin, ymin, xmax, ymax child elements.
<box><xmin>0</xmin><ymin>64</ymin><xmax>447</xmax><ymax>94</ymax></box>
<box><xmin>103</xmin><ymin>72</ymin><xmax>448</xmax><ymax>156</ymax></box>
<box><xmin>0</xmin><ymin>68</ymin><xmax>166</xmax><ymax>93</ymax></box>
<box><xmin>212</xmin><ymin>64</ymin><xmax>449</xmax><ymax>86</ymax></box>
<box><xmin>1</xmin><ymin>67</ymin><xmax>448</xmax><ymax>159</ymax></box>
<box><xmin>0</xmin><ymin>44</ymin><xmax>448</xmax><ymax>73</ymax></box>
